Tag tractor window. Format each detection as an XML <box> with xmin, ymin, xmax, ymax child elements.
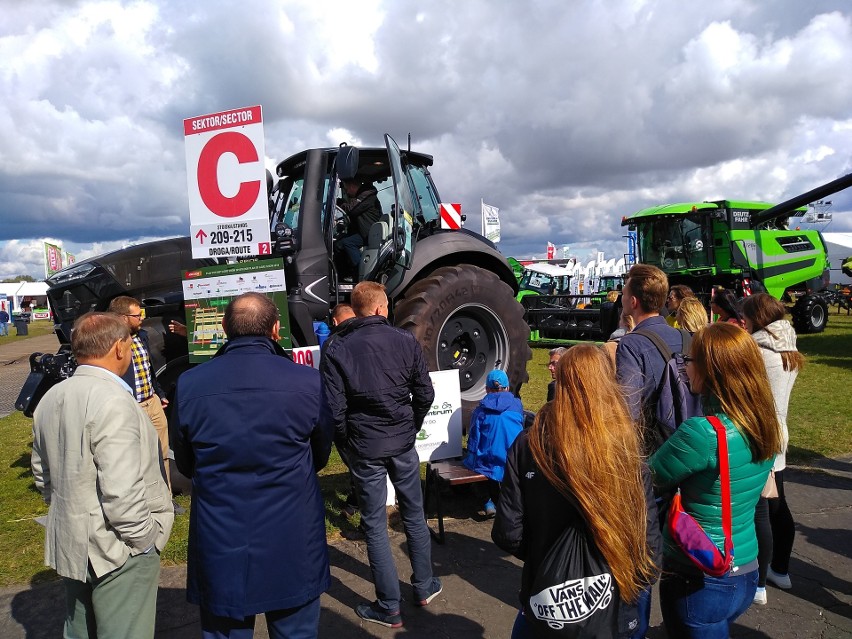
<box><xmin>407</xmin><ymin>165</ymin><xmax>440</xmax><ymax>224</ymax></box>
<box><xmin>520</xmin><ymin>271</ymin><xmax>567</xmax><ymax>295</ymax></box>
<box><xmin>639</xmin><ymin>216</ymin><xmax>711</xmax><ymax>271</ymax></box>
<box><xmin>270</xmin><ymin>176</ymin><xmax>303</xmax><ymax>233</ymax></box>
<box><xmin>681</xmin><ymin>215</ymin><xmax>711</xmax><ymax>268</ymax></box>
<box><xmin>643</xmin><ymin>220</ymin><xmax>681</xmax><ymax>266</ymax></box>
<box><xmin>372</xmin><ymin>178</ymin><xmax>396</xmax><ymax>215</ymax></box>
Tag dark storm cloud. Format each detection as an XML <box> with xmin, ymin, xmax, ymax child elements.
<box><xmin>1</xmin><ymin>0</ymin><xmax>851</xmax><ymax>277</ymax></box>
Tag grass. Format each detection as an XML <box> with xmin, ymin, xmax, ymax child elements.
<box><xmin>0</xmin><ymin>314</ymin><xmax>849</xmax><ymax>586</ymax></box>
<box><xmin>0</xmin><ymin>320</ymin><xmax>56</xmax><ymax>345</ymax></box>
<box><xmin>786</xmin><ymin>310</ymin><xmax>852</xmax><ymax>462</ymax></box>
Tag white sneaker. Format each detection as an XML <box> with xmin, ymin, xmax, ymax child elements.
<box><xmin>753</xmin><ymin>587</ymin><xmax>767</xmax><ymax>605</ymax></box>
<box><xmin>767</xmin><ymin>567</ymin><xmax>792</xmax><ymax>590</ymax></box>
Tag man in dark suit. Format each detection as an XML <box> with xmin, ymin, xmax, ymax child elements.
<box><xmin>170</xmin><ymin>292</ymin><xmax>333</xmax><ymax>638</ymax></box>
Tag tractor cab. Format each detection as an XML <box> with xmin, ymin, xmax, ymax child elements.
<box><xmin>269</xmin><ymin>135</ymin><xmax>430</xmax><ymax>284</ymax></box>
<box><xmin>267</xmin><ymin>135</ymin><xmax>441</xmax><ymax>334</ymax></box>
<box><xmin>517</xmin><ymin>263</ymin><xmax>572</xmax><ymax>300</ymax></box>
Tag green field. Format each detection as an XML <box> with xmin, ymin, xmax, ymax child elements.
<box><xmin>0</xmin><ymin>320</ymin><xmax>56</xmax><ymax>345</ymax></box>
<box><xmin>0</xmin><ymin>314</ymin><xmax>849</xmax><ymax>586</ymax></box>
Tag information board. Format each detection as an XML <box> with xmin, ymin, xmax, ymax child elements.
<box><xmin>182</xmin><ymin>259</ymin><xmax>290</xmax><ymax>362</ymax></box>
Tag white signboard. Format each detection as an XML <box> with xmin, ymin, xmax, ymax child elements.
<box><xmin>387</xmin><ymin>369</ymin><xmax>463</xmax><ymax>504</ymax></box>
<box><xmin>292</xmin><ymin>346</ymin><xmax>321</xmax><ymax>370</ymax></box>
<box><xmin>184</xmin><ymin>105</ymin><xmax>272</xmax><ymax>259</ymax></box>
<box><xmin>418</xmin><ymin>370</ymin><xmax>463</xmax><ymax>462</ymax></box>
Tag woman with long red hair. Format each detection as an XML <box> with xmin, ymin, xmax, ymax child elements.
<box><xmin>493</xmin><ymin>344</ymin><xmax>659</xmax><ymax>638</ymax></box>
<box><xmin>650</xmin><ymin>323</ymin><xmax>781</xmax><ymax>637</ymax></box>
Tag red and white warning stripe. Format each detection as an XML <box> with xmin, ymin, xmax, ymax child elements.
<box><xmin>440</xmin><ymin>203</ymin><xmax>462</xmax><ymax>229</ymax></box>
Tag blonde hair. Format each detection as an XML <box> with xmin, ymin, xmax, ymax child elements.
<box><xmin>690</xmin><ymin>323</ymin><xmax>782</xmax><ymax>461</ymax></box>
<box><xmin>676</xmin><ymin>297</ymin><xmax>709</xmax><ymax>333</ymax></box>
<box><xmin>351</xmin><ymin>281</ymin><xmax>388</xmax><ymax>317</ymax></box>
<box><xmin>529</xmin><ymin>344</ymin><xmax>656</xmax><ymax>601</ymax></box>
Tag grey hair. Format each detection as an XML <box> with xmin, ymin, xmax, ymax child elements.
<box><xmin>72</xmin><ymin>312</ymin><xmax>130</xmax><ymax>360</ymax></box>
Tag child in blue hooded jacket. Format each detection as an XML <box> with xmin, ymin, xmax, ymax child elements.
<box><xmin>463</xmin><ymin>369</ymin><xmax>524</xmax><ymax>517</ymax></box>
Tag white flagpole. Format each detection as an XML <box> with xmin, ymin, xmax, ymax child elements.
<box><xmin>481</xmin><ymin>198</ymin><xmax>485</xmax><ymax>236</ymax></box>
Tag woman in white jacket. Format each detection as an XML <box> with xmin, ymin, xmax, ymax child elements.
<box><xmin>742</xmin><ymin>294</ymin><xmax>804</xmax><ymax>605</ymax></box>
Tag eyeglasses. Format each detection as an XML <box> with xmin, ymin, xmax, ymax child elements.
<box><xmin>682</xmin><ymin>355</ymin><xmax>694</xmax><ymax>363</ymax></box>
<box><xmin>124</xmin><ymin>313</ymin><xmax>143</xmax><ymax>319</ymax></box>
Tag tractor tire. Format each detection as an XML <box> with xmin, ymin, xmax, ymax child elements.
<box><xmin>792</xmin><ymin>294</ymin><xmax>829</xmax><ymax>334</ymax></box>
<box><xmin>394</xmin><ymin>265</ymin><xmax>532</xmax><ymax>427</ymax></box>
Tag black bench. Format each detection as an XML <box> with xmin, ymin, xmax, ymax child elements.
<box><xmin>423</xmin><ymin>458</ymin><xmax>487</xmax><ymax>544</ymax></box>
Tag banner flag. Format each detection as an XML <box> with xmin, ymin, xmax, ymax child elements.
<box><xmin>44</xmin><ymin>242</ymin><xmax>63</xmax><ymax>277</ymax></box>
<box><xmin>482</xmin><ymin>201</ymin><xmax>500</xmax><ymax>243</ymax></box>
<box><xmin>65</xmin><ymin>252</ymin><xmax>76</xmax><ymax>265</ymax></box>
<box><xmin>546</xmin><ymin>242</ymin><xmax>555</xmax><ymax>260</ymax></box>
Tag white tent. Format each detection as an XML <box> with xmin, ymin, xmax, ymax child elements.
<box><xmin>0</xmin><ymin>281</ymin><xmax>49</xmax><ymax>315</ymax></box>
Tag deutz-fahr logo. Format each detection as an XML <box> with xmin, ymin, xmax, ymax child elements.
<box><xmin>529</xmin><ymin>573</ymin><xmax>613</xmax><ymax>629</ymax></box>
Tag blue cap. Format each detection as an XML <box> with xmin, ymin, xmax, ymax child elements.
<box><xmin>487</xmin><ymin>369</ymin><xmax>509</xmax><ymax>390</ymax></box>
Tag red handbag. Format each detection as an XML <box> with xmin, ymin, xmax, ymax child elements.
<box><xmin>667</xmin><ymin>416</ymin><xmax>734</xmax><ymax>577</ymax></box>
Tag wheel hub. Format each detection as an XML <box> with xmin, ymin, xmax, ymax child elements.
<box><xmin>436</xmin><ymin>304</ymin><xmax>508</xmax><ymax>396</ymax></box>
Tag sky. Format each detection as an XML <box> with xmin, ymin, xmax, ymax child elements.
<box><xmin>1</xmin><ymin>0</ymin><xmax>852</xmax><ymax>280</ymax></box>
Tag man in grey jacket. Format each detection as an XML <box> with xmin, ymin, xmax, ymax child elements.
<box><xmin>32</xmin><ymin>312</ymin><xmax>174</xmax><ymax>639</ymax></box>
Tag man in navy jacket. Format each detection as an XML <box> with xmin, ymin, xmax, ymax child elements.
<box><xmin>170</xmin><ymin>293</ymin><xmax>333</xmax><ymax>638</ymax></box>
<box><xmin>615</xmin><ymin>264</ymin><xmax>681</xmax><ymax>639</ymax></box>
<box><xmin>321</xmin><ymin>281</ymin><xmax>440</xmax><ymax>628</ymax></box>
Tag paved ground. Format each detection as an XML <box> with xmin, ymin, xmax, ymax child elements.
<box><xmin>0</xmin><ymin>333</ymin><xmax>59</xmax><ymax>418</ymax></box>
<box><xmin>1</xmin><ymin>335</ymin><xmax>851</xmax><ymax>637</ymax></box>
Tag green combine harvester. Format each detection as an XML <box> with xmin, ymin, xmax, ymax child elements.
<box><xmin>622</xmin><ymin>172</ymin><xmax>852</xmax><ymax>333</ymax></box>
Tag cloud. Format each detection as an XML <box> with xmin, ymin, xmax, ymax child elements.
<box><xmin>0</xmin><ymin>0</ymin><xmax>850</xmax><ymax>275</ymax></box>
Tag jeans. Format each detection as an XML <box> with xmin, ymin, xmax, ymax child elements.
<box><xmin>0</xmin><ymin>321</ymin><xmax>7</xmax><ymax>336</ymax></box>
<box><xmin>341</xmin><ymin>233</ymin><xmax>365</xmax><ymax>267</ymax></box>
<box><xmin>660</xmin><ymin>569</ymin><xmax>757</xmax><ymax>639</ymax></box>
<box><xmin>624</xmin><ymin>586</ymin><xmax>651</xmax><ymax>638</ymax></box>
<box><xmin>200</xmin><ymin>597</ymin><xmax>321</xmax><ymax>639</ymax></box>
<box><xmin>511</xmin><ymin>610</ymin><xmax>531</xmax><ymax>639</ymax></box>
<box><xmin>350</xmin><ymin>446</ymin><xmax>436</xmax><ymax>612</ymax></box>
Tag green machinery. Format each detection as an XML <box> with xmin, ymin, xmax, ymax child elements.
<box><xmin>622</xmin><ymin>172</ymin><xmax>852</xmax><ymax>333</ymax></box>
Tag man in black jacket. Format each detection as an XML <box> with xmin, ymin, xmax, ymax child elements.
<box><xmin>338</xmin><ymin>178</ymin><xmax>382</xmax><ymax>270</ymax></box>
<box><xmin>320</xmin><ymin>282</ymin><xmax>441</xmax><ymax>628</ymax></box>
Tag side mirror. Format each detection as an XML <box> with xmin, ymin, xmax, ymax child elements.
<box><xmin>336</xmin><ymin>145</ymin><xmax>360</xmax><ymax>181</ymax></box>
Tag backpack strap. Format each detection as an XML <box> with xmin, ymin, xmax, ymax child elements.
<box><xmin>706</xmin><ymin>415</ymin><xmax>734</xmax><ymax>562</ymax></box>
<box><xmin>634</xmin><ymin>328</ymin><xmax>692</xmax><ymax>360</ymax></box>
<box><xmin>633</xmin><ymin>328</ymin><xmax>673</xmax><ymax>361</ymax></box>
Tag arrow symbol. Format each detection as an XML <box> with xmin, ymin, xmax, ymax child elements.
<box><xmin>195</xmin><ymin>229</ymin><xmax>208</xmax><ymax>244</ymax></box>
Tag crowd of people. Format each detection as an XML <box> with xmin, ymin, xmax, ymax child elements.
<box><xmin>28</xmin><ymin>264</ymin><xmax>803</xmax><ymax>638</ymax></box>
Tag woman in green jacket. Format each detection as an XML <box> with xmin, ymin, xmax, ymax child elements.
<box><xmin>650</xmin><ymin>323</ymin><xmax>781</xmax><ymax>639</ymax></box>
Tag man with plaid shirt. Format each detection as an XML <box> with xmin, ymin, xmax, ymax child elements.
<box><xmin>109</xmin><ymin>296</ymin><xmax>172</xmax><ymax>492</ymax></box>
